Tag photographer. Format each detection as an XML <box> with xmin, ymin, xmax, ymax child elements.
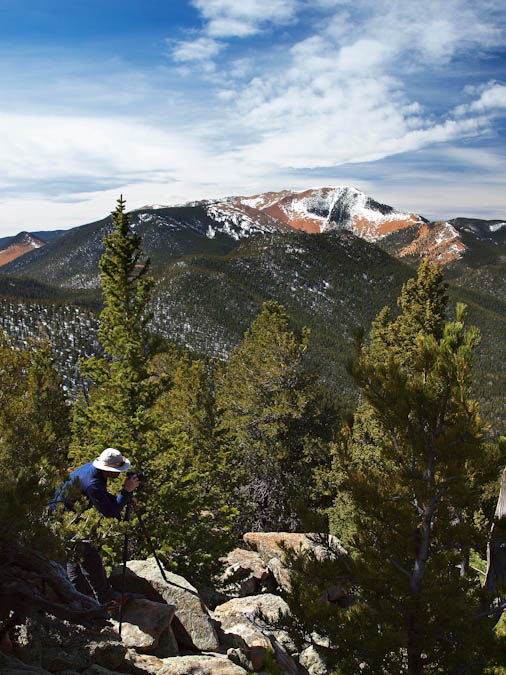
<box><xmin>57</xmin><ymin>447</ymin><xmax>139</xmax><ymax>604</ymax></box>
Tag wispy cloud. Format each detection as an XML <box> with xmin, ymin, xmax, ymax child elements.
<box><xmin>192</xmin><ymin>0</ymin><xmax>506</xmax><ymax>173</ymax></box>
<box><xmin>172</xmin><ymin>36</ymin><xmax>223</xmax><ymax>62</ymax></box>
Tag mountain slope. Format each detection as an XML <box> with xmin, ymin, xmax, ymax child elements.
<box><xmin>0</xmin><ymin>232</ymin><xmax>46</xmax><ymax>267</ymax></box>
<box><xmin>0</xmin><ymin>203</ymin><xmax>289</xmax><ymax>287</ymax></box>
<box><xmin>149</xmin><ymin>230</ymin><xmax>506</xmax><ymax>432</ymax></box>
<box><xmin>1</xmin><ymin>223</ymin><xmax>505</xmax><ymax>432</ymax></box>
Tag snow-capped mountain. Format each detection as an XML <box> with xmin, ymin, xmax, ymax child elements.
<box><xmin>1</xmin><ymin>188</ymin><xmax>504</xmax><ymax>429</ymax></box>
<box><xmin>2</xmin><ymin>187</ymin><xmax>505</xmax><ymax>282</ymax></box>
<box><xmin>232</xmin><ymin>186</ymin><xmax>425</xmax><ymax>239</ymax></box>
<box><xmin>187</xmin><ymin>186</ymin><xmax>471</xmax><ymax>263</ymax></box>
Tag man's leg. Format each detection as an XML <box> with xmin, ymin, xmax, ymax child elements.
<box><xmin>66</xmin><ymin>557</ymin><xmax>92</xmax><ymax>596</ymax></box>
<box><xmin>70</xmin><ymin>542</ymin><xmax>114</xmax><ymax>602</ymax></box>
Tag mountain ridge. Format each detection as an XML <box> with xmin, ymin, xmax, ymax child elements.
<box><xmin>2</xmin><ymin>186</ymin><xmax>505</xmax><ymax>276</ymax></box>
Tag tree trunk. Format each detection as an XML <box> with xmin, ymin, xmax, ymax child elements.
<box><xmin>407</xmin><ymin>600</ymin><xmax>424</xmax><ymax>675</ymax></box>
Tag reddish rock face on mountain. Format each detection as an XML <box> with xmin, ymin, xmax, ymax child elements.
<box><xmin>234</xmin><ymin>186</ymin><xmax>425</xmax><ymax>239</ymax></box>
<box><xmin>0</xmin><ymin>232</ymin><xmax>45</xmax><ymax>267</ymax></box>
<box><xmin>399</xmin><ymin>221</ymin><xmax>467</xmax><ymax>264</ymax></box>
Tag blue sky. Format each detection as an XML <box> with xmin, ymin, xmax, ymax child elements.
<box><xmin>1</xmin><ymin>0</ymin><xmax>505</xmax><ymax>236</ymax></box>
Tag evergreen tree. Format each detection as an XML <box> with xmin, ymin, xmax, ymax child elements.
<box><xmin>281</xmin><ymin>262</ymin><xmax>505</xmax><ymax>673</ymax></box>
<box><xmin>0</xmin><ymin>333</ymin><xmax>71</xmax><ymax>554</ymax></box>
<box><xmin>145</xmin><ymin>351</ymin><xmax>237</xmax><ymax>584</ymax></box>
<box><xmin>71</xmin><ymin>195</ymin><xmax>155</xmax><ymax>466</ymax></box>
<box><xmin>216</xmin><ymin>301</ymin><xmax>332</xmax><ymax>532</ymax></box>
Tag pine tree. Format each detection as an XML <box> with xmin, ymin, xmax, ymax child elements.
<box><xmin>281</xmin><ymin>262</ymin><xmax>505</xmax><ymax>673</ymax></box>
<box><xmin>0</xmin><ymin>333</ymin><xmax>71</xmax><ymax>554</ymax></box>
<box><xmin>71</xmin><ymin>196</ymin><xmax>155</xmax><ymax>466</ymax></box>
<box><xmin>145</xmin><ymin>351</ymin><xmax>237</xmax><ymax>584</ymax></box>
<box><xmin>215</xmin><ymin>301</ymin><xmax>330</xmax><ymax>532</ymax></box>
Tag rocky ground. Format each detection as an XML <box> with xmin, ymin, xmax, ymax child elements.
<box><xmin>0</xmin><ymin>533</ymin><xmax>344</xmax><ymax>674</ymax></box>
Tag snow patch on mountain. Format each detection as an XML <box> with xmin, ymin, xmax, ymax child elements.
<box><xmin>434</xmin><ymin>222</ymin><xmax>460</xmax><ymax>247</ymax></box>
<box><xmin>490</xmin><ymin>222</ymin><xmax>506</xmax><ymax>232</ymax></box>
<box><xmin>200</xmin><ymin>199</ymin><xmax>292</xmax><ymax>240</ymax></box>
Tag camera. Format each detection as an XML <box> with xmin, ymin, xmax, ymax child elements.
<box><xmin>126</xmin><ymin>471</ymin><xmax>147</xmax><ymax>483</ymax></box>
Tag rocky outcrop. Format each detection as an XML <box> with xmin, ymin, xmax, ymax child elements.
<box><xmin>13</xmin><ymin>615</ymin><xmax>127</xmax><ymax>673</ymax></box>
<box><xmin>213</xmin><ymin>594</ymin><xmax>295</xmax><ymax>671</ymax></box>
<box><xmin>110</xmin><ymin>559</ymin><xmax>219</xmax><ymax>652</ymax></box>
<box><xmin>243</xmin><ymin>531</ymin><xmax>342</xmax><ymax>563</ymax></box>
<box><xmin>0</xmin><ymin>649</ymin><xmax>53</xmax><ymax>673</ymax></box>
<box><xmin>111</xmin><ymin>558</ymin><xmax>219</xmax><ymax>651</ymax></box>
<box><xmin>239</xmin><ymin>531</ymin><xmax>344</xmax><ymax>594</ymax></box>
<box><xmin>123</xmin><ymin>648</ymin><xmax>168</xmax><ymax>674</ymax></box>
<box><xmin>1</xmin><ymin>533</ymin><xmax>341</xmax><ymax>674</ymax></box>
<box><xmin>299</xmin><ymin>645</ymin><xmax>328</xmax><ymax>674</ymax></box>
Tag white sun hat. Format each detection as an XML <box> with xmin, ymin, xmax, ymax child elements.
<box><xmin>93</xmin><ymin>447</ymin><xmax>131</xmax><ymax>472</ymax></box>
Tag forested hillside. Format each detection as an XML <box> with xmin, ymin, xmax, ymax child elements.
<box><xmin>1</xmin><ymin>220</ymin><xmax>505</xmax><ymax>432</ymax></box>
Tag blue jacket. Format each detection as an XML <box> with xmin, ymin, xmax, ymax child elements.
<box><xmin>57</xmin><ymin>462</ymin><xmax>132</xmax><ymax>518</ymax></box>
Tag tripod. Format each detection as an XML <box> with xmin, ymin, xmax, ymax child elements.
<box><xmin>118</xmin><ymin>501</ymin><xmax>168</xmax><ymax>636</ymax></box>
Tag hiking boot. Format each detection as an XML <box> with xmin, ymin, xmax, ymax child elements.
<box><xmin>104</xmin><ymin>592</ymin><xmax>132</xmax><ymax>615</ymax></box>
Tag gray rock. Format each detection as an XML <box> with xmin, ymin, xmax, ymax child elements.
<box><xmin>15</xmin><ymin>617</ymin><xmax>127</xmax><ymax>673</ymax></box>
<box><xmin>123</xmin><ymin>649</ymin><xmax>169</xmax><ymax>674</ymax></box>
<box><xmin>214</xmin><ymin>594</ymin><xmax>290</xmax><ymax>625</ymax></box>
<box><xmin>110</xmin><ymin>598</ymin><xmax>175</xmax><ymax>651</ymax></box>
<box><xmin>161</xmin><ymin>654</ymin><xmax>248</xmax><ymax>673</ymax></box>
<box><xmin>214</xmin><ymin>610</ymin><xmax>271</xmax><ymax>651</ymax></box>
<box><xmin>38</xmin><ymin>648</ymin><xmax>77</xmax><ymax>672</ymax></box>
<box><xmin>220</xmin><ymin>548</ymin><xmax>276</xmax><ymax>596</ymax></box>
<box><xmin>226</xmin><ymin>647</ymin><xmax>253</xmax><ymax>671</ymax></box>
<box><xmin>151</xmin><ymin>626</ymin><xmax>180</xmax><ymax>658</ymax></box>
<box><xmin>266</xmin><ymin>555</ymin><xmax>292</xmax><ymax>592</ymax></box>
<box><xmin>198</xmin><ymin>586</ymin><xmax>228</xmax><ymax>611</ymax></box>
<box><xmin>299</xmin><ymin>645</ymin><xmax>328</xmax><ymax>675</ymax></box>
<box><xmin>214</xmin><ymin>594</ymin><xmax>300</xmax><ymax>671</ymax></box>
<box><xmin>111</xmin><ymin>560</ymin><xmax>219</xmax><ymax>652</ymax></box>
<box><xmin>81</xmin><ymin>667</ymin><xmax>128</xmax><ymax>675</ymax></box>
<box><xmin>213</xmin><ymin>595</ymin><xmax>292</xmax><ymax>671</ymax></box>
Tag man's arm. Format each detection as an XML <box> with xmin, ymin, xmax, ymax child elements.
<box><xmin>86</xmin><ymin>476</ymin><xmax>136</xmax><ymax>518</ymax></box>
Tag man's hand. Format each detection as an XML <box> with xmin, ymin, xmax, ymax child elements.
<box><xmin>123</xmin><ymin>474</ymin><xmax>140</xmax><ymax>492</ymax></box>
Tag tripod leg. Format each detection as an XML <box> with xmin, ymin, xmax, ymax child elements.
<box><xmin>132</xmin><ymin>504</ymin><xmax>168</xmax><ymax>583</ymax></box>
<box><xmin>119</xmin><ymin>502</ymin><xmax>132</xmax><ymax>636</ymax></box>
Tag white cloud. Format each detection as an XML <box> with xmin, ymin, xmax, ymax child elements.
<box><xmin>172</xmin><ymin>36</ymin><xmax>223</xmax><ymax>62</ymax></box>
<box><xmin>209</xmin><ymin>0</ymin><xmax>506</xmax><ymax>172</ymax></box>
<box><xmin>0</xmin><ymin>112</ymin><xmax>237</xmax><ymax>204</ymax></box>
<box><xmin>191</xmin><ymin>0</ymin><xmax>298</xmax><ymax>36</ymax></box>
<box><xmin>206</xmin><ymin>18</ymin><xmax>258</xmax><ymax>37</ymax></box>
<box><xmin>454</xmin><ymin>83</ymin><xmax>506</xmax><ymax>116</ymax></box>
